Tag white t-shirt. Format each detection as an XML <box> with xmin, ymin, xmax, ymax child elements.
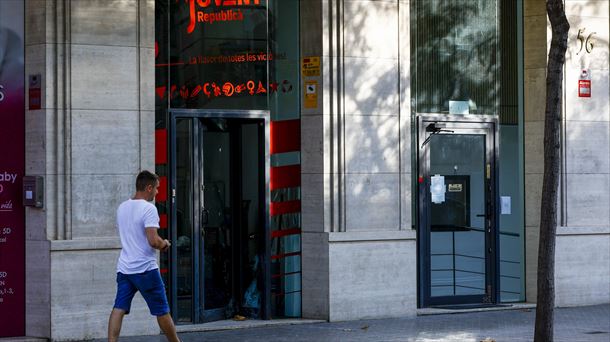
<box><xmin>116</xmin><ymin>199</ymin><xmax>160</xmax><ymax>274</ymax></box>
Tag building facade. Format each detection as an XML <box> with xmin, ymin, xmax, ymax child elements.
<box><xmin>0</xmin><ymin>0</ymin><xmax>608</xmax><ymax>340</ymax></box>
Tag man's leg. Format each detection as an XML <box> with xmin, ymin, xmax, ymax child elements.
<box><xmin>108</xmin><ymin>308</ymin><xmax>126</xmax><ymax>342</ymax></box>
<box><xmin>110</xmin><ymin>272</ymin><xmax>137</xmax><ymax>342</ymax></box>
<box><xmin>157</xmin><ymin>313</ymin><xmax>180</xmax><ymax>342</ymax></box>
<box><xmin>137</xmin><ymin>270</ymin><xmax>180</xmax><ymax>341</ymax></box>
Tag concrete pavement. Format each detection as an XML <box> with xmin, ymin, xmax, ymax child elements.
<box><xmin>90</xmin><ymin>304</ymin><xmax>609</xmax><ymax>342</ymax></box>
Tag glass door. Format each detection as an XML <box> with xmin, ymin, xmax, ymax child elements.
<box><xmin>418</xmin><ymin>117</ymin><xmax>498</xmax><ymax>307</ymax></box>
<box><xmin>199</xmin><ymin>119</ymin><xmax>234</xmax><ymax>322</ymax></box>
<box><xmin>173</xmin><ymin>117</ymin><xmax>195</xmax><ymax>322</ymax></box>
<box><xmin>170</xmin><ymin>112</ymin><xmax>270</xmax><ymax>323</ymax></box>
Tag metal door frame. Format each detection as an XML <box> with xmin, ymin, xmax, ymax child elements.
<box><xmin>169</xmin><ymin>109</ymin><xmax>271</xmax><ymax>322</ymax></box>
<box><xmin>417</xmin><ymin>114</ymin><xmax>499</xmax><ymax>307</ymax></box>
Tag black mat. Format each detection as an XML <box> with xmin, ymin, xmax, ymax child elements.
<box><xmin>432</xmin><ymin>304</ymin><xmax>512</xmax><ymax>310</ymax></box>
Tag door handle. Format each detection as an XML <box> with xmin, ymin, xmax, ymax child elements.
<box><xmin>201</xmin><ymin>208</ymin><xmax>209</xmax><ymax>226</ymax></box>
<box><xmin>201</xmin><ymin>208</ymin><xmax>209</xmax><ymax>238</ymax></box>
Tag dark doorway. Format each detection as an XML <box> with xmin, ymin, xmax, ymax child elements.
<box><xmin>170</xmin><ymin>110</ymin><xmax>270</xmax><ymax>323</ymax></box>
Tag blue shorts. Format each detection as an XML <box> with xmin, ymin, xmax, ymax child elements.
<box><xmin>113</xmin><ymin>269</ymin><xmax>170</xmax><ymax>316</ymax></box>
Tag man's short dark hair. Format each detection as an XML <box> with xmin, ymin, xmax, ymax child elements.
<box><xmin>136</xmin><ymin>170</ymin><xmax>159</xmax><ymax>191</ymax></box>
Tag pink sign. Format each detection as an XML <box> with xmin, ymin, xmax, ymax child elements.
<box><xmin>0</xmin><ymin>0</ymin><xmax>25</xmax><ymax>337</ymax></box>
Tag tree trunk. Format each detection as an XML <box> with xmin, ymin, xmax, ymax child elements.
<box><xmin>534</xmin><ymin>1</ymin><xmax>569</xmax><ymax>342</ymax></box>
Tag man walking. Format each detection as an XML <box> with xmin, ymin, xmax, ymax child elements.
<box><xmin>108</xmin><ymin>171</ymin><xmax>180</xmax><ymax>342</ymax></box>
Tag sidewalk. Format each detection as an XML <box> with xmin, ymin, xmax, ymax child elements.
<box><xmin>92</xmin><ymin>304</ymin><xmax>609</xmax><ymax>342</ymax></box>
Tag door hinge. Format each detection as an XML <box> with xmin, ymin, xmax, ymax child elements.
<box><xmin>486</xmin><ymin>164</ymin><xmax>491</xmax><ymax>179</ymax></box>
<box><xmin>483</xmin><ymin>285</ymin><xmax>493</xmax><ymax>304</ymax></box>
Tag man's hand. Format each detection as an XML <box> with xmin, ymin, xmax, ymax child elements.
<box><xmin>146</xmin><ymin>228</ymin><xmax>171</xmax><ymax>251</ymax></box>
<box><xmin>161</xmin><ymin>239</ymin><xmax>171</xmax><ymax>252</ymax></box>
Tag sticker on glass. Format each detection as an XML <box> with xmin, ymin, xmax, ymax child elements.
<box><xmin>501</xmin><ymin>196</ymin><xmax>511</xmax><ymax>215</ymax></box>
<box><xmin>430</xmin><ymin>175</ymin><xmax>446</xmax><ymax>204</ymax></box>
<box><xmin>449</xmin><ymin>100</ymin><xmax>469</xmax><ymax>114</ymax></box>
<box><xmin>448</xmin><ymin>183</ymin><xmax>462</xmax><ymax>192</ymax></box>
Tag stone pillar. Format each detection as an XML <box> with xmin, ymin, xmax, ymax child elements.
<box><xmin>300</xmin><ymin>0</ymin><xmax>329</xmax><ymax>320</ymax></box>
<box><xmin>24</xmin><ymin>0</ymin><xmax>156</xmax><ymax>339</ymax></box>
<box><xmin>523</xmin><ymin>0</ymin><xmax>548</xmax><ymax>303</ymax></box>
<box><xmin>555</xmin><ymin>0</ymin><xmax>610</xmax><ymax>306</ymax></box>
<box><xmin>523</xmin><ymin>0</ymin><xmax>610</xmax><ymax>305</ymax></box>
<box><xmin>301</xmin><ymin>0</ymin><xmax>416</xmax><ymax>321</ymax></box>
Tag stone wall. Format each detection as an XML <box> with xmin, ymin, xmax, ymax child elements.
<box><xmin>301</xmin><ymin>0</ymin><xmax>417</xmax><ymax>321</ymax></box>
<box><xmin>523</xmin><ymin>0</ymin><xmax>610</xmax><ymax>305</ymax></box>
<box><xmin>21</xmin><ymin>1</ymin><xmax>609</xmax><ymax>339</ymax></box>
<box><xmin>24</xmin><ymin>0</ymin><xmax>156</xmax><ymax>339</ymax></box>
<box><xmin>556</xmin><ymin>0</ymin><xmax>610</xmax><ymax>306</ymax></box>
<box><xmin>523</xmin><ymin>0</ymin><xmax>548</xmax><ymax>305</ymax></box>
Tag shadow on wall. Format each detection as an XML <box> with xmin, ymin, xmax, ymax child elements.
<box><xmin>340</xmin><ymin>1</ymin><xmax>404</xmax><ymax>229</ymax></box>
<box><xmin>335</xmin><ymin>1</ymin><xmax>503</xmax><ymax>228</ymax></box>
<box><xmin>565</xmin><ymin>0</ymin><xmax>609</xmax><ymax>68</ymax></box>
<box><xmin>563</xmin><ymin>0</ymin><xmax>610</xmax><ymax>227</ymax></box>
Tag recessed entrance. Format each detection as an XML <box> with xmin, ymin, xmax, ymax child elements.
<box><xmin>169</xmin><ymin>110</ymin><xmax>270</xmax><ymax>323</ymax></box>
<box><xmin>418</xmin><ymin>116</ymin><xmax>498</xmax><ymax>307</ymax></box>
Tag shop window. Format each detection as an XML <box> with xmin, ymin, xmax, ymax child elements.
<box><xmin>155</xmin><ymin>0</ymin><xmax>302</xmax><ymax>320</ymax></box>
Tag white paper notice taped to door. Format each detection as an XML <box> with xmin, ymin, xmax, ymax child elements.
<box><xmin>501</xmin><ymin>196</ymin><xmax>511</xmax><ymax>215</ymax></box>
<box><xmin>430</xmin><ymin>175</ymin><xmax>446</xmax><ymax>204</ymax></box>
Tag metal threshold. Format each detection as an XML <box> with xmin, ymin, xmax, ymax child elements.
<box><xmin>175</xmin><ymin>318</ymin><xmax>326</xmax><ymax>333</ymax></box>
<box><xmin>417</xmin><ymin>303</ymin><xmax>536</xmax><ymax>316</ymax></box>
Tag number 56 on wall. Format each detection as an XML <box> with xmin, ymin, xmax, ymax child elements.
<box><xmin>576</xmin><ymin>28</ymin><xmax>596</xmax><ymax>55</ymax></box>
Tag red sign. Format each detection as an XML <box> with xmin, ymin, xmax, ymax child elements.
<box><xmin>28</xmin><ymin>88</ymin><xmax>41</xmax><ymax>109</ymax></box>
<box><xmin>0</xmin><ymin>0</ymin><xmax>26</xmax><ymax>337</ymax></box>
<box><xmin>187</xmin><ymin>0</ymin><xmax>261</xmax><ymax>34</ymax></box>
<box><xmin>28</xmin><ymin>74</ymin><xmax>41</xmax><ymax>110</ymax></box>
<box><xmin>578</xmin><ymin>80</ymin><xmax>591</xmax><ymax>98</ymax></box>
<box><xmin>578</xmin><ymin>69</ymin><xmax>591</xmax><ymax>98</ymax></box>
